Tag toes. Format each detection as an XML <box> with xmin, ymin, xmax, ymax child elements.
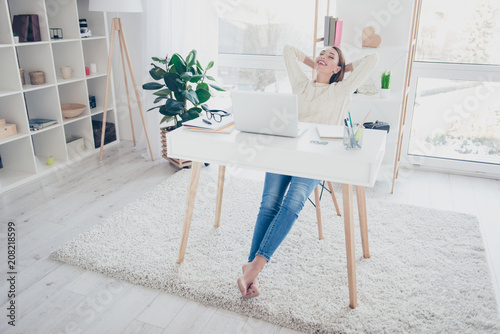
<box><xmin>237</xmin><ymin>277</ymin><xmax>247</xmax><ymax>297</ymax></box>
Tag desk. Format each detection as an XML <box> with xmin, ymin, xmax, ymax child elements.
<box><xmin>166</xmin><ymin>122</ymin><xmax>386</xmax><ymax>308</ymax></box>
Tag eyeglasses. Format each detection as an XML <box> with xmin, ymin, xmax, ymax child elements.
<box><xmin>206</xmin><ymin>109</ymin><xmax>231</xmax><ymax>123</ymax></box>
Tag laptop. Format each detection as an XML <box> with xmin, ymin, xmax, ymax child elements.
<box><xmin>230</xmin><ymin>91</ymin><xmax>304</xmax><ymax>138</ymax></box>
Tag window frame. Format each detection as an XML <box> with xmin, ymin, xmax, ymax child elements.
<box><xmin>401</xmin><ymin>60</ymin><xmax>500</xmax><ymax>177</ymax></box>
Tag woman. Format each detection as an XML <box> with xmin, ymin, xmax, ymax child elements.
<box><xmin>237</xmin><ymin>44</ymin><xmax>378</xmax><ymax>299</ymax></box>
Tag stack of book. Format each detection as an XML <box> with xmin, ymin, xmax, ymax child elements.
<box><xmin>182</xmin><ymin>116</ymin><xmax>235</xmax><ymax>134</ymax></box>
<box><xmin>29</xmin><ymin>118</ymin><xmax>57</xmax><ymax>131</ymax></box>
<box><xmin>324</xmin><ymin>16</ymin><xmax>343</xmax><ymax>47</ymax></box>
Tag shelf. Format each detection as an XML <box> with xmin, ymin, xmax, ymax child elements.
<box><xmin>22</xmin><ymin>83</ymin><xmax>57</xmax><ymax>92</ymax></box>
<box><xmin>46</xmin><ymin>0</ymin><xmax>80</xmax><ymax>40</ymax></box>
<box><xmin>81</xmin><ymin>35</ymin><xmax>107</xmax><ymax>41</ymax></box>
<box><xmin>352</xmin><ymin>91</ymin><xmax>404</xmax><ymax>103</ymax></box>
<box><xmin>17</xmin><ymin>43</ymin><xmax>57</xmax><ymax>85</ymax></box>
<box><xmin>0</xmin><ymin>0</ymin><xmax>117</xmax><ymax>193</ymax></box>
<box><xmin>50</xmin><ymin>38</ymin><xmax>81</xmax><ymax>44</ymax></box>
<box><xmin>0</xmin><ymin>89</ymin><xmax>20</xmax><ymax>97</ymax></box>
<box><xmin>25</xmin><ymin>86</ymin><xmax>62</xmax><ymax>122</ymax></box>
<box><xmin>15</xmin><ymin>41</ymin><xmax>50</xmax><ymax>47</ymax></box>
<box><xmin>52</xmin><ymin>40</ymin><xmax>86</xmax><ymax>80</ymax></box>
<box><xmin>0</xmin><ymin>0</ymin><xmax>12</xmax><ymax>44</ymax></box>
<box><xmin>0</xmin><ymin>133</ymin><xmax>29</xmax><ymax>146</ymax></box>
<box><xmin>57</xmin><ymin>77</ymin><xmax>85</xmax><ymax>85</ymax></box>
<box><xmin>0</xmin><ymin>47</ymin><xmax>21</xmax><ymax>91</ymax></box>
<box><xmin>8</xmin><ymin>0</ymin><xmax>51</xmax><ymax>42</ymax></box>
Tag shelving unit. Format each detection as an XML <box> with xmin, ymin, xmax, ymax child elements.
<box><xmin>313</xmin><ymin>0</ymin><xmax>417</xmax><ymax>184</ymax></box>
<box><xmin>0</xmin><ymin>0</ymin><xmax>119</xmax><ymax>193</ymax></box>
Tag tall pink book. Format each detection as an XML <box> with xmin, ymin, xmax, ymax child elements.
<box><xmin>334</xmin><ymin>20</ymin><xmax>343</xmax><ymax>47</ymax></box>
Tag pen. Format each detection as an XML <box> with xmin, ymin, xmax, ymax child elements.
<box><xmin>348</xmin><ymin>111</ymin><xmax>353</xmax><ymax>128</ymax></box>
<box><xmin>203</xmin><ymin>119</ymin><xmax>212</xmax><ymax>125</ymax></box>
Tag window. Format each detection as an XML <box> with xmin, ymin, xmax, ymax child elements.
<box><xmin>216</xmin><ymin>0</ymin><xmax>315</xmax><ymax>91</ymax></box>
<box><xmin>405</xmin><ymin>0</ymin><xmax>500</xmax><ymax>175</ymax></box>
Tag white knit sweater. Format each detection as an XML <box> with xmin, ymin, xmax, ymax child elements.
<box><xmin>283</xmin><ymin>44</ymin><xmax>378</xmax><ymax>126</ymax></box>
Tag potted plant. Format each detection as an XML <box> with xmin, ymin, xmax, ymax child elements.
<box><xmin>143</xmin><ymin>49</ymin><xmax>225</xmax><ymax>167</ymax></box>
<box><xmin>380</xmin><ymin>70</ymin><xmax>391</xmax><ymax>98</ymax></box>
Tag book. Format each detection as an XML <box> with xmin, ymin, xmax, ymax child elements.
<box><xmin>189</xmin><ymin>123</ymin><xmax>235</xmax><ymax>134</ymax></box>
<box><xmin>183</xmin><ymin>115</ymin><xmax>234</xmax><ymax>131</ymax></box>
<box><xmin>328</xmin><ymin>17</ymin><xmax>338</xmax><ymax>46</ymax></box>
<box><xmin>334</xmin><ymin>20</ymin><xmax>343</xmax><ymax>47</ymax></box>
<box><xmin>324</xmin><ymin>16</ymin><xmax>331</xmax><ymax>46</ymax></box>
<box><xmin>316</xmin><ymin>125</ymin><xmax>343</xmax><ymax>139</ymax></box>
<box><xmin>29</xmin><ymin>118</ymin><xmax>57</xmax><ymax>131</ymax></box>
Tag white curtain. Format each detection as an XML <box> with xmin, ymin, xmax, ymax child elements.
<box><xmin>135</xmin><ymin>0</ymin><xmax>219</xmax><ymax>159</ymax></box>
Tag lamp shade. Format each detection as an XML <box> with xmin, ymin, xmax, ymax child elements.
<box><xmin>89</xmin><ymin>0</ymin><xmax>143</xmax><ymax>13</ymax></box>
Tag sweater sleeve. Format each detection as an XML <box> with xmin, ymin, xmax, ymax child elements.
<box><xmin>334</xmin><ymin>53</ymin><xmax>378</xmax><ymax>94</ymax></box>
<box><xmin>283</xmin><ymin>44</ymin><xmax>310</xmax><ymax>93</ymax></box>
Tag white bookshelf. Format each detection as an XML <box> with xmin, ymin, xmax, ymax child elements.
<box><xmin>334</xmin><ymin>1</ymin><xmax>415</xmax><ymax>167</ymax></box>
<box><xmin>0</xmin><ymin>0</ymin><xmax>119</xmax><ymax>193</ymax></box>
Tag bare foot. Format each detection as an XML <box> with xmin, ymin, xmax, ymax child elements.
<box><xmin>237</xmin><ymin>257</ymin><xmax>266</xmax><ymax>299</ymax></box>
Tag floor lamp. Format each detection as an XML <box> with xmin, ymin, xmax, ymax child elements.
<box><xmin>89</xmin><ymin>0</ymin><xmax>154</xmax><ymax>161</ymax></box>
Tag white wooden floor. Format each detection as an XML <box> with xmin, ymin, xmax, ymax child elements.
<box><xmin>1</xmin><ymin>141</ymin><xmax>499</xmax><ymax>334</ymax></box>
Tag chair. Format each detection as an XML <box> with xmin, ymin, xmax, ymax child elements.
<box><xmin>309</xmin><ymin>181</ymin><xmax>342</xmax><ymax>239</ymax></box>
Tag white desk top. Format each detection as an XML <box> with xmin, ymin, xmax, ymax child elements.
<box><xmin>166</xmin><ymin>122</ymin><xmax>386</xmax><ymax>187</ymax></box>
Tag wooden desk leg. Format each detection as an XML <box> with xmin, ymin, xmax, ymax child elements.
<box><xmin>314</xmin><ymin>186</ymin><xmax>324</xmax><ymax>240</ymax></box>
<box><xmin>214</xmin><ymin>165</ymin><xmax>226</xmax><ymax>227</ymax></box>
<box><xmin>342</xmin><ymin>184</ymin><xmax>357</xmax><ymax>309</ymax></box>
<box><xmin>177</xmin><ymin>161</ymin><xmax>202</xmax><ymax>264</ymax></box>
<box><xmin>356</xmin><ymin>186</ymin><xmax>370</xmax><ymax>259</ymax></box>
<box><xmin>327</xmin><ymin>181</ymin><xmax>342</xmax><ymax>216</ymax></box>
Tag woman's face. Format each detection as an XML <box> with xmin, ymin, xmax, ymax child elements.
<box><xmin>315</xmin><ymin>48</ymin><xmax>341</xmax><ymax>77</ymax></box>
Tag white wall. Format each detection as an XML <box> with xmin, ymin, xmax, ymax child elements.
<box><xmin>106</xmin><ymin>10</ymin><xmax>144</xmax><ymax>141</ymax></box>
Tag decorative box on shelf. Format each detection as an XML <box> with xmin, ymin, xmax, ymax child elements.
<box><xmin>92</xmin><ymin>120</ymin><xmax>116</xmax><ymax>148</ymax></box>
<box><xmin>0</xmin><ymin>119</ymin><xmax>17</xmax><ymax>140</ymax></box>
<box><xmin>66</xmin><ymin>135</ymin><xmax>85</xmax><ymax>156</ymax></box>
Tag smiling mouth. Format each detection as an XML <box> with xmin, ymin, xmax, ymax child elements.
<box><xmin>317</xmin><ymin>60</ymin><xmax>326</xmax><ymax>66</ymax></box>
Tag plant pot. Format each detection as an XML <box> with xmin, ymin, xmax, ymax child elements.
<box><xmin>379</xmin><ymin>88</ymin><xmax>391</xmax><ymax>98</ymax></box>
<box><xmin>160</xmin><ymin>127</ymin><xmax>192</xmax><ymax>168</ymax></box>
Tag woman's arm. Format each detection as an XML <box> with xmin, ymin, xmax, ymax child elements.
<box><xmin>283</xmin><ymin>44</ymin><xmax>310</xmax><ymax>92</ymax></box>
<box><xmin>303</xmin><ymin>55</ymin><xmax>316</xmax><ymax>69</ymax></box>
<box><xmin>334</xmin><ymin>54</ymin><xmax>378</xmax><ymax>93</ymax></box>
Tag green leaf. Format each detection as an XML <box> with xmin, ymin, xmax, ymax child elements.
<box><xmin>182</xmin><ymin>89</ymin><xmax>199</xmax><ymax>105</ymax></box>
<box><xmin>180</xmin><ymin>72</ymin><xmax>193</xmax><ymax>82</ymax></box>
<box><xmin>163</xmin><ymin>72</ymin><xmax>183</xmax><ymax>92</ymax></box>
<box><xmin>196</xmin><ymin>60</ymin><xmax>204</xmax><ymax>74</ymax></box>
<box><xmin>174</xmin><ymin>92</ymin><xmax>184</xmax><ymax>102</ymax></box>
<box><xmin>206</xmin><ymin>61</ymin><xmax>214</xmax><ymax>71</ymax></box>
<box><xmin>149</xmin><ymin>67</ymin><xmax>166</xmax><ymax>80</ymax></box>
<box><xmin>169</xmin><ymin>53</ymin><xmax>186</xmax><ymax>74</ymax></box>
<box><xmin>185</xmin><ymin>50</ymin><xmax>197</xmax><ymax>68</ymax></box>
<box><xmin>196</xmin><ymin>82</ymin><xmax>209</xmax><ymax>91</ymax></box>
<box><xmin>153</xmin><ymin>88</ymin><xmax>171</xmax><ymax>97</ymax></box>
<box><xmin>176</xmin><ymin>120</ymin><xmax>183</xmax><ymax>128</ymax></box>
<box><xmin>187</xmin><ymin>107</ymin><xmax>202</xmax><ymax>120</ymax></box>
<box><xmin>189</xmin><ymin>74</ymin><xmax>205</xmax><ymax>83</ymax></box>
<box><xmin>196</xmin><ymin>88</ymin><xmax>211</xmax><ymax>104</ymax></box>
<box><xmin>154</xmin><ymin>96</ymin><xmax>167</xmax><ymax>104</ymax></box>
<box><xmin>143</xmin><ymin>82</ymin><xmax>164</xmax><ymax>90</ymax></box>
<box><xmin>180</xmin><ymin>112</ymin><xmax>191</xmax><ymax>122</ymax></box>
<box><xmin>208</xmin><ymin>83</ymin><xmax>225</xmax><ymax>91</ymax></box>
<box><xmin>159</xmin><ymin>105</ymin><xmax>180</xmax><ymax>116</ymax></box>
<box><xmin>206</xmin><ymin>76</ymin><xmax>215</xmax><ymax>81</ymax></box>
<box><xmin>152</xmin><ymin>57</ymin><xmax>167</xmax><ymax>64</ymax></box>
<box><xmin>201</xmin><ymin>104</ymin><xmax>209</xmax><ymax>111</ymax></box>
<box><xmin>162</xmin><ymin>98</ymin><xmax>185</xmax><ymax>114</ymax></box>
<box><xmin>147</xmin><ymin>106</ymin><xmax>161</xmax><ymax>112</ymax></box>
<box><xmin>160</xmin><ymin>115</ymin><xmax>174</xmax><ymax>124</ymax></box>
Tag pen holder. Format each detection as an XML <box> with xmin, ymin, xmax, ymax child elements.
<box><xmin>343</xmin><ymin>124</ymin><xmax>364</xmax><ymax>150</ymax></box>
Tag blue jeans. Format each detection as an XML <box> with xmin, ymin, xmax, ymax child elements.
<box><xmin>248</xmin><ymin>172</ymin><xmax>320</xmax><ymax>262</ymax></box>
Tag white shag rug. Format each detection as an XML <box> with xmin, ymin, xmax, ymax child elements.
<box><xmin>51</xmin><ymin>169</ymin><xmax>500</xmax><ymax>333</ymax></box>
